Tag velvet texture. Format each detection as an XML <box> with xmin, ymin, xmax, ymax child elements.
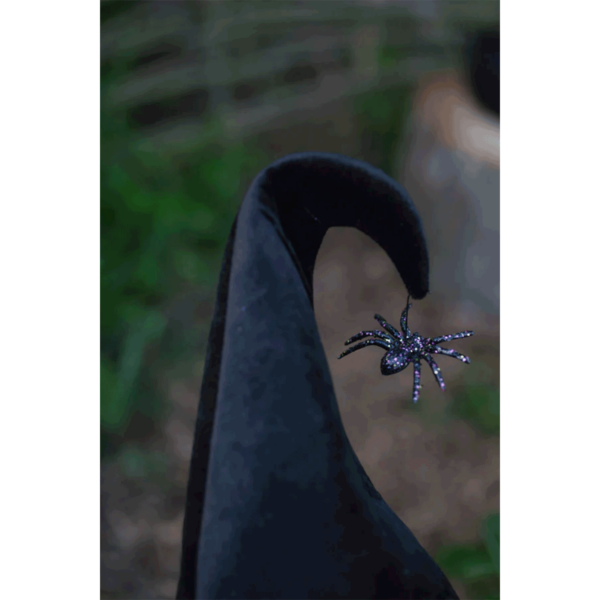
<box><xmin>177</xmin><ymin>153</ymin><xmax>458</xmax><ymax>599</ymax></box>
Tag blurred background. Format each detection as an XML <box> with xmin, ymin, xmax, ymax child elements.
<box><xmin>101</xmin><ymin>1</ymin><xmax>499</xmax><ymax>598</ymax></box>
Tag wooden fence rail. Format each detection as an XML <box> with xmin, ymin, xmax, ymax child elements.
<box><xmin>101</xmin><ymin>0</ymin><xmax>499</xmax><ymax>155</ymax></box>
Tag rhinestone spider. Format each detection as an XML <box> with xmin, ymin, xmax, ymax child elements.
<box><xmin>338</xmin><ymin>297</ymin><xmax>474</xmax><ymax>403</ymax></box>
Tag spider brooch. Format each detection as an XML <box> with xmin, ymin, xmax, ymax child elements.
<box><xmin>338</xmin><ymin>298</ymin><xmax>474</xmax><ymax>403</ymax></box>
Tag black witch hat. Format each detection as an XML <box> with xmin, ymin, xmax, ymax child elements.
<box><xmin>177</xmin><ymin>153</ymin><xmax>459</xmax><ymax>599</ymax></box>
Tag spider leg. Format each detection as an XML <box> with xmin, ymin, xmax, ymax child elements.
<box><xmin>400</xmin><ymin>303</ymin><xmax>412</xmax><ymax>338</ymax></box>
<box><xmin>429</xmin><ymin>345</ymin><xmax>471</xmax><ymax>364</ymax></box>
<box><xmin>338</xmin><ymin>338</ymin><xmax>391</xmax><ymax>359</ymax></box>
<box><xmin>373</xmin><ymin>314</ymin><xmax>403</xmax><ymax>341</ymax></box>
<box><xmin>423</xmin><ymin>354</ymin><xmax>445</xmax><ymax>390</ymax></box>
<box><xmin>412</xmin><ymin>360</ymin><xmax>422</xmax><ymax>403</ymax></box>
<box><xmin>430</xmin><ymin>331</ymin><xmax>474</xmax><ymax>344</ymax></box>
<box><xmin>344</xmin><ymin>330</ymin><xmax>394</xmax><ymax>346</ymax></box>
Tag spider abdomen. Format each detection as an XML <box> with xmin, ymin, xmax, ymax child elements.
<box><xmin>380</xmin><ymin>349</ymin><xmax>411</xmax><ymax>375</ymax></box>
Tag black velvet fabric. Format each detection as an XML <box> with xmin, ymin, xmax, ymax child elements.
<box><xmin>177</xmin><ymin>153</ymin><xmax>458</xmax><ymax>599</ymax></box>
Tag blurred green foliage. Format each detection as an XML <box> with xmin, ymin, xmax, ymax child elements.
<box><xmin>378</xmin><ymin>45</ymin><xmax>409</xmax><ymax>70</ymax></box>
<box><xmin>355</xmin><ymin>86</ymin><xmax>412</xmax><ymax>176</ymax></box>
<box><xmin>451</xmin><ymin>382</ymin><xmax>500</xmax><ymax>436</ymax></box>
<box><xmin>100</xmin><ymin>0</ymin><xmax>141</xmax><ymax>26</ymax></box>
<box><xmin>101</xmin><ymin>67</ymin><xmax>266</xmax><ymax>458</ymax></box>
<box><xmin>117</xmin><ymin>444</ymin><xmax>171</xmax><ymax>485</ymax></box>
<box><xmin>436</xmin><ymin>513</ymin><xmax>500</xmax><ymax>599</ymax></box>
<box><xmin>450</xmin><ymin>363</ymin><xmax>501</xmax><ymax>436</ymax></box>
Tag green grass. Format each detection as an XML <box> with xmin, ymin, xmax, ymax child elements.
<box><xmin>448</xmin><ymin>360</ymin><xmax>500</xmax><ymax>438</ymax></box>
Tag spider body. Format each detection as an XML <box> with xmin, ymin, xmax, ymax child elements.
<box><xmin>338</xmin><ymin>300</ymin><xmax>474</xmax><ymax>403</ymax></box>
